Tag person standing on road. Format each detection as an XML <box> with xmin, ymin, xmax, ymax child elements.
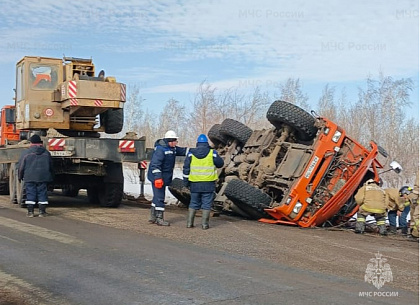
<box><xmin>147</xmin><ymin>130</ymin><xmax>188</xmax><ymax>226</ymax></box>
<box><xmin>385</xmin><ymin>188</ymin><xmax>408</xmax><ymax>235</ymax></box>
<box><xmin>354</xmin><ymin>179</ymin><xmax>388</xmax><ymax>235</ymax></box>
<box><xmin>183</xmin><ymin>134</ymin><xmax>224</xmax><ymax>230</ymax></box>
<box><xmin>399</xmin><ymin>185</ymin><xmax>419</xmax><ymax>240</ymax></box>
<box><xmin>18</xmin><ymin>134</ymin><xmax>53</xmax><ymax>217</ymax></box>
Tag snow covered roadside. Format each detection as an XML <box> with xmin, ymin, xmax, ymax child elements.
<box><xmin>123</xmin><ymin>163</ymin><xmax>183</xmax><ymax>205</ymax></box>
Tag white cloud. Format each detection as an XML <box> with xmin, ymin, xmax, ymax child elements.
<box><xmin>0</xmin><ymin>0</ymin><xmax>417</xmax><ymax>113</ymax></box>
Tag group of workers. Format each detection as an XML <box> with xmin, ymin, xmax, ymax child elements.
<box><xmin>354</xmin><ymin>177</ymin><xmax>419</xmax><ymax>240</ymax></box>
<box><xmin>147</xmin><ymin>130</ymin><xmax>223</xmax><ymax>229</ymax></box>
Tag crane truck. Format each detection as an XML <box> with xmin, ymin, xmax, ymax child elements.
<box><xmin>0</xmin><ymin>56</ymin><xmax>146</xmax><ymax>208</ymax></box>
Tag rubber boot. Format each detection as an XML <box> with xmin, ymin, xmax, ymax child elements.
<box><xmin>38</xmin><ymin>204</ymin><xmax>47</xmax><ymax>217</ymax></box>
<box><xmin>355</xmin><ymin>221</ymin><xmax>365</xmax><ymax>234</ymax></box>
<box><xmin>187</xmin><ymin>208</ymin><xmax>196</xmax><ymax>228</ymax></box>
<box><xmin>401</xmin><ymin>227</ymin><xmax>408</xmax><ymax>235</ymax></box>
<box><xmin>378</xmin><ymin>224</ymin><xmax>387</xmax><ymax>236</ymax></box>
<box><xmin>388</xmin><ymin>225</ymin><xmax>397</xmax><ymax>235</ymax></box>
<box><xmin>202</xmin><ymin>209</ymin><xmax>211</xmax><ymax>230</ymax></box>
<box><xmin>27</xmin><ymin>205</ymin><xmax>34</xmax><ymax>218</ymax></box>
<box><xmin>148</xmin><ymin>206</ymin><xmax>156</xmax><ymax>224</ymax></box>
<box><xmin>155</xmin><ymin>210</ymin><xmax>170</xmax><ymax>226</ymax></box>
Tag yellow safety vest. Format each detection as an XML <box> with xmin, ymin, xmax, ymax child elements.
<box><xmin>189</xmin><ymin>150</ymin><xmax>218</xmax><ymax>182</ymax></box>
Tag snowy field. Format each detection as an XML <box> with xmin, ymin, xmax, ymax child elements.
<box><xmin>123</xmin><ymin>163</ymin><xmax>183</xmax><ymax>205</ymax></box>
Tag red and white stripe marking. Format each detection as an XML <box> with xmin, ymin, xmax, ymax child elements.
<box><xmin>70</xmin><ymin>98</ymin><xmax>78</xmax><ymax>106</ymax></box>
<box><xmin>119</xmin><ymin>140</ymin><xmax>135</xmax><ymax>152</ymax></box>
<box><xmin>48</xmin><ymin>138</ymin><xmax>65</xmax><ymax>151</ymax></box>
<box><xmin>139</xmin><ymin>160</ymin><xmax>147</xmax><ymax>169</ymax></box>
<box><xmin>94</xmin><ymin>100</ymin><xmax>103</xmax><ymax>106</ymax></box>
<box><xmin>120</xmin><ymin>84</ymin><xmax>126</xmax><ymax>102</ymax></box>
<box><xmin>68</xmin><ymin>81</ymin><xmax>77</xmax><ymax>98</ymax></box>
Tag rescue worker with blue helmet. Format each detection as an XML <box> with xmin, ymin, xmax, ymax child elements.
<box><xmin>147</xmin><ymin>130</ymin><xmax>188</xmax><ymax>226</ymax></box>
<box><xmin>183</xmin><ymin>134</ymin><xmax>224</xmax><ymax>229</ymax></box>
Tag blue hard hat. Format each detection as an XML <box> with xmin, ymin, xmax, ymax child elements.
<box><xmin>197</xmin><ymin>134</ymin><xmax>208</xmax><ymax>143</ymax></box>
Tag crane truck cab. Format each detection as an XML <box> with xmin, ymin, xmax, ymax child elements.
<box><xmin>15</xmin><ymin>56</ymin><xmax>125</xmax><ymax>135</ymax></box>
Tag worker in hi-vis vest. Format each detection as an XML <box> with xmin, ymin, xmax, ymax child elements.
<box><xmin>183</xmin><ymin>134</ymin><xmax>224</xmax><ymax>229</ymax></box>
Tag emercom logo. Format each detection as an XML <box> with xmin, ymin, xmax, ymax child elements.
<box><xmin>364</xmin><ymin>252</ymin><xmax>393</xmax><ymax>289</ymax></box>
<box><xmin>358</xmin><ymin>252</ymin><xmax>399</xmax><ymax>298</ymax></box>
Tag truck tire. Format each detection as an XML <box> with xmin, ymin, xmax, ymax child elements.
<box><xmin>98</xmin><ymin>183</ymin><xmax>123</xmax><ymax>207</ymax></box>
<box><xmin>224</xmin><ymin>179</ymin><xmax>271</xmax><ymax>220</ymax></box>
<box><xmin>16</xmin><ymin>179</ymin><xmax>26</xmax><ymax>208</ymax></box>
<box><xmin>168</xmin><ymin>178</ymin><xmax>191</xmax><ymax>207</ymax></box>
<box><xmin>9</xmin><ymin>163</ymin><xmax>17</xmax><ymax>204</ymax></box>
<box><xmin>87</xmin><ymin>187</ymin><xmax>100</xmax><ymax>204</ymax></box>
<box><xmin>266</xmin><ymin>100</ymin><xmax>317</xmax><ymax>141</ymax></box>
<box><xmin>220</xmin><ymin>119</ymin><xmax>253</xmax><ymax>145</ymax></box>
<box><xmin>208</xmin><ymin>124</ymin><xmax>228</xmax><ymax>146</ymax></box>
<box><xmin>0</xmin><ymin>164</ymin><xmax>9</xmax><ymax>195</ymax></box>
<box><xmin>102</xmin><ymin>108</ymin><xmax>124</xmax><ymax>134</ymax></box>
<box><xmin>62</xmin><ymin>185</ymin><xmax>79</xmax><ymax>197</ymax></box>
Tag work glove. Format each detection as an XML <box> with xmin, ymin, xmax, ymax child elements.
<box><xmin>154</xmin><ymin>178</ymin><xmax>164</xmax><ymax>189</ymax></box>
<box><xmin>183</xmin><ymin>179</ymin><xmax>190</xmax><ymax>187</ymax></box>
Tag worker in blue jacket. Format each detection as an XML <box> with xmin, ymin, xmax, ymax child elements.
<box><xmin>183</xmin><ymin>134</ymin><xmax>224</xmax><ymax>229</ymax></box>
<box><xmin>147</xmin><ymin>130</ymin><xmax>188</xmax><ymax>226</ymax></box>
<box><xmin>18</xmin><ymin>134</ymin><xmax>53</xmax><ymax>217</ymax></box>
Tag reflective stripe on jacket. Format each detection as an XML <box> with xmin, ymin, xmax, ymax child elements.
<box><xmin>354</xmin><ymin>184</ymin><xmax>387</xmax><ymax>214</ymax></box>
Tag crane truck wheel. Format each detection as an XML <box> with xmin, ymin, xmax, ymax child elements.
<box><xmin>62</xmin><ymin>186</ymin><xmax>79</xmax><ymax>197</ymax></box>
<box><xmin>16</xmin><ymin>179</ymin><xmax>26</xmax><ymax>208</ymax></box>
<box><xmin>0</xmin><ymin>164</ymin><xmax>10</xmax><ymax>195</ymax></box>
<box><xmin>98</xmin><ymin>183</ymin><xmax>123</xmax><ymax>207</ymax></box>
<box><xmin>87</xmin><ymin>187</ymin><xmax>100</xmax><ymax>204</ymax></box>
<box><xmin>9</xmin><ymin>163</ymin><xmax>17</xmax><ymax>204</ymax></box>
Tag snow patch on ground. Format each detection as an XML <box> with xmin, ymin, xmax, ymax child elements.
<box><xmin>123</xmin><ymin>164</ymin><xmax>183</xmax><ymax>205</ymax></box>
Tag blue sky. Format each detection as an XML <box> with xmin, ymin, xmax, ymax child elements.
<box><xmin>0</xmin><ymin>0</ymin><xmax>418</xmax><ymax>121</ymax></box>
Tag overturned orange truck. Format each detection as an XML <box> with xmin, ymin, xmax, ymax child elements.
<box><xmin>170</xmin><ymin>100</ymin><xmax>402</xmax><ymax>227</ymax></box>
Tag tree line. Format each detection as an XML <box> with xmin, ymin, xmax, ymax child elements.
<box><xmin>122</xmin><ymin>74</ymin><xmax>419</xmax><ymax>188</ymax></box>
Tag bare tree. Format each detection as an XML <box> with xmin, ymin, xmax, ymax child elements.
<box><xmin>275</xmin><ymin>78</ymin><xmax>310</xmax><ymax>111</ymax></box>
<box><xmin>317</xmin><ymin>84</ymin><xmax>337</xmax><ymax>121</ymax></box>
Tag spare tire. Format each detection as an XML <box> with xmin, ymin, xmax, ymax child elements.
<box><xmin>224</xmin><ymin>179</ymin><xmax>272</xmax><ymax>220</ymax></box>
<box><xmin>266</xmin><ymin>100</ymin><xmax>317</xmax><ymax>141</ymax></box>
<box><xmin>102</xmin><ymin>108</ymin><xmax>124</xmax><ymax>134</ymax></box>
<box><xmin>220</xmin><ymin>119</ymin><xmax>253</xmax><ymax>145</ymax></box>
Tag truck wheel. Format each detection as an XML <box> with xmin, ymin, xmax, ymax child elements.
<box><xmin>87</xmin><ymin>187</ymin><xmax>100</xmax><ymax>204</ymax></box>
<box><xmin>168</xmin><ymin>178</ymin><xmax>191</xmax><ymax>207</ymax></box>
<box><xmin>62</xmin><ymin>186</ymin><xmax>79</xmax><ymax>197</ymax></box>
<box><xmin>0</xmin><ymin>164</ymin><xmax>9</xmax><ymax>195</ymax></box>
<box><xmin>266</xmin><ymin>100</ymin><xmax>318</xmax><ymax>141</ymax></box>
<box><xmin>224</xmin><ymin>179</ymin><xmax>271</xmax><ymax>220</ymax></box>
<box><xmin>16</xmin><ymin>179</ymin><xmax>26</xmax><ymax>208</ymax></box>
<box><xmin>220</xmin><ymin>119</ymin><xmax>253</xmax><ymax>145</ymax></box>
<box><xmin>102</xmin><ymin>108</ymin><xmax>124</xmax><ymax>134</ymax></box>
<box><xmin>208</xmin><ymin>124</ymin><xmax>228</xmax><ymax>146</ymax></box>
<box><xmin>9</xmin><ymin>163</ymin><xmax>17</xmax><ymax>204</ymax></box>
<box><xmin>98</xmin><ymin>183</ymin><xmax>123</xmax><ymax>207</ymax></box>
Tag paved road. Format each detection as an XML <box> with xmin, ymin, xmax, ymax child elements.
<box><xmin>0</xmin><ymin>194</ymin><xmax>418</xmax><ymax>305</ymax></box>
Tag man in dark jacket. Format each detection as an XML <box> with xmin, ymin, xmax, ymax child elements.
<box><xmin>18</xmin><ymin>134</ymin><xmax>53</xmax><ymax>217</ymax></box>
<box><xmin>183</xmin><ymin>134</ymin><xmax>224</xmax><ymax>229</ymax></box>
<box><xmin>147</xmin><ymin>130</ymin><xmax>188</xmax><ymax>226</ymax></box>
